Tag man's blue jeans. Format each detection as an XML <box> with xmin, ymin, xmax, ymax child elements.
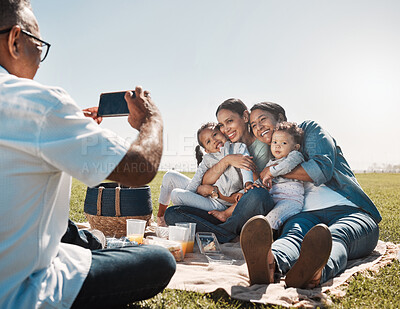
<box><xmin>164</xmin><ymin>187</ymin><xmax>275</xmax><ymax>243</ymax></box>
<box><xmin>62</xmin><ymin>221</ymin><xmax>176</xmax><ymax>308</ymax></box>
<box><xmin>71</xmin><ymin>246</ymin><xmax>176</xmax><ymax>308</ymax></box>
<box><xmin>272</xmin><ymin>205</ymin><xmax>379</xmax><ymax>283</ymax></box>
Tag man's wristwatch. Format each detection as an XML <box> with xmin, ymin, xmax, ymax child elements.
<box><xmin>210</xmin><ymin>186</ymin><xmax>219</xmax><ymax>199</ymax></box>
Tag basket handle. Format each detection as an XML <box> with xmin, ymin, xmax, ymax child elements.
<box><xmin>96</xmin><ymin>186</ymin><xmax>104</xmax><ymax>216</ymax></box>
<box><xmin>115</xmin><ymin>186</ymin><xmax>121</xmax><ymax>217</ymax></box>
<box><xmin>95</xmin><ymin>184</ymin><xmax>121</xmax><ymax>217</ymax></box>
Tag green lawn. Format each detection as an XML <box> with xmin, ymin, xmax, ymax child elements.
<box><xmin>70</xmin><ymin>173</ymin><xmax>400</xmax><ymax>308</ymax></box>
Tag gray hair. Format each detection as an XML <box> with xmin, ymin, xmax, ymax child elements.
<box><xmin>0</xmin><ymin>0</ymin><xmax>32</xmax><ymax>29</ymax></box>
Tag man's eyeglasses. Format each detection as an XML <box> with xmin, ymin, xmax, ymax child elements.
<box><xmin>0</xmin><ymin>27</ymin><xmax>51</xmax><ymax>62</ymax></box>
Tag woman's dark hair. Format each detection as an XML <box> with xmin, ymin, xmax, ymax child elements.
<box><xmin>195</xmin><ymin>122</ymin><xmax>219</xmax><ymax>165</ymax></box>
<box><xmin>250</xmin><ymin>102</ymin><xmax>287</xmax><ymax>122</ymax></box>
<box><xmin>275</xmin><ymin>121</ymin><xmax>304</xmax><ymax>145</ymax></box>
<box><xmin>194</xmin><ymin>145</ymin><xmax>204</xmax><ymax>166</ymax></box>
<box><xmin>215</xmin><ymin>98</ymin><xmax>248</xmax><ymax>117</ymax></box>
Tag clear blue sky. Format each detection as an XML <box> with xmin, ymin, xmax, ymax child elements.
<box><xmin>32</xmin><ymin>0</ymin><xmax>400</xmax><ymax>171</ymax></box>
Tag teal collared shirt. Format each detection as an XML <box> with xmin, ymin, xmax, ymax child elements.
<box><xmin>299</xmin><ymin>120</ymin><xmax>381</xmax><ymax>223</ymax></box>
<box><xmin>248</xmin><ymin>138</ymin><xmax>272</xmax><ymax>174</ymax></box>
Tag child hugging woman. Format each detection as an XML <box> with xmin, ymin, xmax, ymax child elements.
<box><xmin>262</xmin><ymin>122</ymin><xmax>305</xmax><ymax>232</ymax></box>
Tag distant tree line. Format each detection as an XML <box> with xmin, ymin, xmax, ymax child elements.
<box><xmin>361</xmin><ymin>163</ymin><xmax>400</xmax><ymax>173</ymax></box>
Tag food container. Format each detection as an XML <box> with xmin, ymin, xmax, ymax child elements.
<box><xmin>143</xmin><ymin>236</ymin><xmax>184</xmax><ymax>262</ymax></box>
<box><xmin>196</xmin><ymin>232</ymin><xmax>234</xmax><ymax>265</ymax></box>
<box><xmin>196</xmin><ymin>232</ymin><xmax>222</xmax><ymax>254</ymax></box>
<box><xmin>106</xmin><ymin>237</ymin><xmax>137</xmax><ymax>248</ymax></box>
<box><xmin>205</xmin><ymin>253</ymin><xmax>235</xmax><ymax>265</ymax></box>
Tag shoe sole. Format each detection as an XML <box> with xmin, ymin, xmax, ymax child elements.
<box><xmin>285</xmin><ymin>223</ymin><xmax>332</xmax><ymax>289</ymax></box>
<box><xmin>240</xmin><ymin>215</ymin><xmax>273</xmax><ymax>285</ymax></box>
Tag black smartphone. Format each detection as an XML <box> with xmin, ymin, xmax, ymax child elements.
<box><xmin>97</xmin><ymin>91</ymin><xmax>133</xmax><ymax>117</ymax></box>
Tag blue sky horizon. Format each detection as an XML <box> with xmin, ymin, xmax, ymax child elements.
<box><xmin>32</xmin><ymin>0</ymin><xmax>400</xmax><ymax>172</ymax></box>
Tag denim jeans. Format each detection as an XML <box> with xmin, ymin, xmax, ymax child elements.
<box><xmin>61</xmin><ymin>221</ymin><xmax>176</xmax><ymax>308</ymax></box>
<box><xmin>71</xmin><ymin>246</ymin><xmax>176</xmax><ymax>308</ymax></box>
<box><xmin>271</xmin><ymin>205</ymin><xmax>379</xmax><ymax>283</ymax></box>
<box><xmin>164</xmin><ymin>187</ymin><xmax>275</xmax><ymax>243</ymax></box>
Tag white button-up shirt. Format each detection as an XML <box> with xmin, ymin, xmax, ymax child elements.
<box><xmin>0</xmin><ymin>66</ymin><xmax>128</xmax><ymax>308</ymax></box>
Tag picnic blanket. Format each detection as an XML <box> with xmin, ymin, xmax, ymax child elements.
<box><xmin>167</xmin><ymin>240</ymin><xmax>399</xmax><ymax>308</ymax></box>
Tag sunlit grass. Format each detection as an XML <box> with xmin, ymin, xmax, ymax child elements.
<box><xmin>70</xmin><ymin>173</ymin><xmax>400</xmax><ymax>308</ymax></box>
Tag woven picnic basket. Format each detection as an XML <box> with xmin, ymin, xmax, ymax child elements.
<box><xmin>84</xmin><ymin>182</ymin><xmax>152</xmax><ymax>238</ymax></box>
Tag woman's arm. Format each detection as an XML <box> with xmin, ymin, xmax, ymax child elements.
<box><xmin>196</xmin><ymin>184</ymin><xmax>239</xmax><ymax>204</ymax></box>
<box><xmin>278</xmin><ymin>121</ymin><xmax>339</xmax><ymax>185</ymax></box>
<box><xmin>202</xmin><ymin>154</ymin><xmax>256</xmax><ymax>185</ymax></box>
<box><xmin>296</xmin><ymin>121</ymin><xmax>338</xmax><ymax>185</ymax></box>
<box><xmin>282</xmin><ymin>165</ymin><xmax>313</xmax><ymax>182</ymax></box>
<box><xmin>236</xmin><ymin>143</ymin><xmax>255</xmax><ymax>186</ymax></box>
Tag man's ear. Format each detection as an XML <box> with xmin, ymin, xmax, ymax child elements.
<box><xmin>7</xmin><ymin>26</ymin><xmax>22</xmax><ymax>61</ymax></box>
<box><xmin>278</xmin><ymin>113</ymin><xmax>286</xmax><ymax>123</ymax></box>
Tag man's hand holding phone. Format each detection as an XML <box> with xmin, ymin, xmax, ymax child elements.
<box><xmin>125</xmin><ymin>86</ymin><xmax>161</xmax><ymax>131</ymax></box>
<box><xmin>84</xmin><ymin>86</ymin><xmax>161</xmax><ymax>131</ymax></box>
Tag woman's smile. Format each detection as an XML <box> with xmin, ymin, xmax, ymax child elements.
<box><xmin>227</xmin><ymin>131</ymin><xmax>237</xmax><ymax>140</ymax></box>
<box><xmin>261</xmin><ymin>129</ymin><xmax>270</xmax><ymax>137</ymax></box>
<box><xmin>217</xmin><ymin>109</ymin><xmax>247</xmax><ymax>143</ymax></box>
<box><xmin>250</xmin><ymin>109</ymin><xmax>279</xmax><ymax>145</ymax></box>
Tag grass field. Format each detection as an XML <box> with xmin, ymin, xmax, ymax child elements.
<box><xmin>70</xmin><ymin>173</ymin><xmax>400</xmax><ymax>308</ymax></box>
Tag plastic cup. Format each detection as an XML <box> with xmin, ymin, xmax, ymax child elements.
<box><xmin>156</xmin><ymin>226</ymin><xmax>169</xmax><ymax>239</ymax></box>
<box><xmin>176</xmin><ymin>223</ymin><xmax>196</xmax><ymax>253</ymax></box>
<box><xmin>126</xmin><ymin>219</ymin><xmax>146</xmax><ymax>244</ymax></box>
<box><xmin>168</xmin><ymin>225</ymin><xmax>190</xmax><ymax>256</ymax></box>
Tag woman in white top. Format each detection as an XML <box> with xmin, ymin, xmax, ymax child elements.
<box><xmin>240</xmin><ymin>102</ymin><xmax>380</xmax><ymax>289</ymax></box>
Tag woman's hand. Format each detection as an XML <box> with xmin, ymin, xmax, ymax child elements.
<box><xmin>232</xmin><ymin>192</ymin><xmax>243</xmax><ymax>203</ymax></box>
<box><xmin>82</xmin><ymin>107</ymin><xmax>103</xmax><ymax>124</ymax></box>
<box><xmin>202</xmin><ymin>154</ymin><xmax>256</xmax><ymax>186</ymax></box>
<box><xmin>197</xmin><ymin>184</ymin><xmax>215</xmax><ymax>197</ymax></box>
<box><xmin>224</xmin><ymin>154</ymin><xmax>257</xmax><ymax>172</ymax></box>
<box><xmin>244</xmin><ymin>181</ymin><xmax>263</xmax><ymax>192</ymax></box>
<box><xmin>260</xmin><ymin>166</ymin><xmax>274</xmax><ymax>190</ymax></box>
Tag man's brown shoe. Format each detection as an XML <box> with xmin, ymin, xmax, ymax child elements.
<box><xmin>240</xmin><ymin>215</ymin><xmax>274</xmax><ymax>285</ymax></box>
<box><xmin>285</xmin><ymin>223</ymin><xmax>332</xmax><ymax>289</ymax></box>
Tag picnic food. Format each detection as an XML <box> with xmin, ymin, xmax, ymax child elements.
<box><xmin>143</xmin><ymin>237</ymin><xmax>184</xmax><ymax>262</ymax></box>
<box><xmin>203</xmin><ymin>241</ymin><xmax>217</xmax><ymax>252</ymax></box>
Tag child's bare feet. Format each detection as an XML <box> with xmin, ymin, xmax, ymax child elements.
<box><xmin>208</xmin><ymin>210</ymin><xmax>229</xmax><ymax>222</ymax></box>
<box><xmin>157</xmin><ymin>216</ymin><xmax>167</xmax><ymax>227</ymax></box>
